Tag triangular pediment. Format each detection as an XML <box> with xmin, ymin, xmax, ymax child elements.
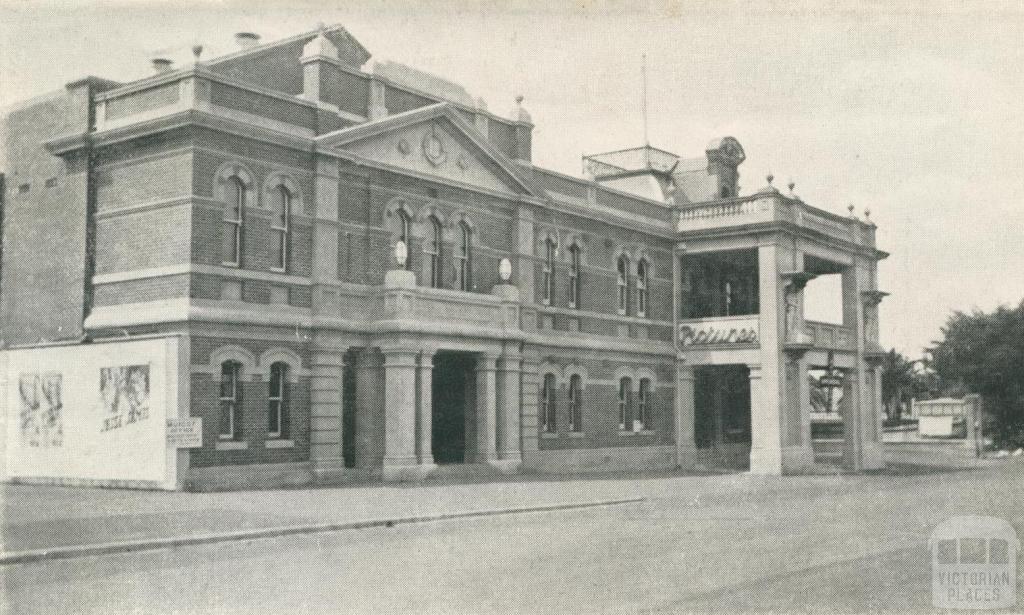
<box><xmin>316</xmin><ymin>104</ymin><xmax>543</xmax><ymax>198</ymax></box>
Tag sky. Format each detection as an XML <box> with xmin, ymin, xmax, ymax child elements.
<box><xmin>2</xmin><ymin>1</ymin><xmax>1022</xmax><ymax>357</ymax></box>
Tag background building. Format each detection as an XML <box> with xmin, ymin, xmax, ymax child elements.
<box><xmin>0</xmin><ymin>25</ymin><xmax>888</xmax><ymax>489</ymax></box>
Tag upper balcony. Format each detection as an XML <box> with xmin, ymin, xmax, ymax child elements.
<box><xmin>674</xmin><ymin>188</ymin><xmax>877</xmax><ymax>249</ymax></box>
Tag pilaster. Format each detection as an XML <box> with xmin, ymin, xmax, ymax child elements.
<box><xmin>674</xmin><ymin>362</ymin><xmax>697</xmax><ymax>469</ymax></box>
<box><xmin>354</xmin><ymin>348</ymin><xmax>383</xmax><ymax>469</ymax></box>
<box><xmin>474</xmin><ymin>353</ymin><xmax>499</xmax><ymax>463</ymax></box>
<box><xmin>310</xmin><ymin>344</ymin><xmax>346</xmax><ymax>479</ymax></box>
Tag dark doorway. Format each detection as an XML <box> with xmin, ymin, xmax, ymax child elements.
<box><xmin>694</xmin><ymin>365</ymin><xmax>752</xmax><ymax>448</ymax></box>
<box><xmin>432</xmin><ymin>352</ymin><xmax>474</xmax><ymax>464</ymax></box>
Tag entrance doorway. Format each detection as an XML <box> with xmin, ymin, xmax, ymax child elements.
<box><xmin>694</xmin><ymin>365</ymin><xmax>752</xmax><ymax>468</ymax></box>
<box><xmin>432</xmin><ymin>352</ymin><xmax>475</xmax><ymax>464</ymax></box>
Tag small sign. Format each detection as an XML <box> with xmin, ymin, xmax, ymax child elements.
<box><xmin>819</xmin><ymin>375</ymin><xmax>844</xmax><ymax>387</ymax></box>
<box><xmin>679</xmin><ymin>318</ymin><xmax>759</xmax><ymax>347</ymax></box>
<box><xmin>167</xmin><ymin>417</ymin><xmax>202</xmax><ymax>448</ymax></box>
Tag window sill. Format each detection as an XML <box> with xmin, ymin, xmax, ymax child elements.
<box><xmin>540</xmin><ymin>432</ymin><xmax>559</xmax><ymax>439</ymax></box>
<box><xmin>221</xmin><ymin>262</ymin><xmax>241</xmax><ymax>268</ymax></box>
<box><xmin>269</xmin><ymin>267</ymin><xmax>287</xmax><ymax>274</ymax></box>
<box><xmin>567</xmin><ymin>431</ymin><xmax>586</xmax><ymax>439</ymax></box>
<box><xmin>619</xmin><ymin>430</ymin><xmax>656</xmax><ymax>436</ymax></box>
<box><xmin>264</xmin><ymin>439</ymin><xmax>294</xmax><ymax>449</ymax></box>
<box><xmin>216</xmin><ymin>440</ymin><xmax>248</xmax><ymax>451</ymax></box>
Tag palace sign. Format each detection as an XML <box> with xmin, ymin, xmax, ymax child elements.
<box><xmin>679</xmin><ymin>319</ymin><xmax>759</xmax><ymax>347</ymax></box>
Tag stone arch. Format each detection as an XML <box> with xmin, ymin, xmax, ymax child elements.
<box><xmin>262</xmin><ymin>172</ymin><xmax>305</xmax><ymax>215</ymax></box>
<box><xmin>210</xmin><ymin>345</ymin><xmax>256</xmax><ymax>381</ymax></box>
<box><xmin>257</xmin><ymin>348</ymin><xmax>306</xmax><ymax>382</ymax></box>
<box><xmin>383</xmin><ymin>196</ymin><xmax>417</xmax><ymax>231</ymax></box>
<box><xmin>535</xmin><ymin>227</ymin><xmax>560</xmax><ymax>257</ymax></box>
<box><xmin>636</xmin><ymin>367</ymin><xmax>658</xmax><ymax>389</ymax></box>
<box><xmin>537</xmin><ymin>361</ymin><xmax>563</xmax><ymax>389</ymax></box>
<box><xmin>213</xmin><ymin>162</ymin><xmax>257</xmax><ymax>209</ymax></box>
<box><xmin>563</xmin><ymin>364</ymin><xmax>589</xmax><ymax>389</ymax></box>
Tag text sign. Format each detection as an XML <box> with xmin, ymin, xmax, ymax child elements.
<box><xmin>166</xmin><ymin>417</ymin><xmax>202</xmax><ymax>448</ymax></box>
<box><xmin>679</xmin><ymin>319</ymin><xmax>759</xmax><ymax>347</ymax></box>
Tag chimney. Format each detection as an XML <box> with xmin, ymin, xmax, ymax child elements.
<box><xmin>151</xmin><ymin>58</ymin><xmax>173</xmax><ymax>74</ymax></box>
<box><xmin>235</xmin><ymin>32</ymin><xmax>260</xmax><ymax>49</ymax></box>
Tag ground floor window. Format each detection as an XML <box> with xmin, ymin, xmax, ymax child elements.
<box><xmin>219</xmin><ymin>360</ymin><xmax>242</xmax><ymax>439</ymax></box>
<box><xmin>268</xmin><ymin>362</ymin><xmax>289</xmax><ymax>439</ymax></box>
<box><xmin>541</xmin><ymin>373</ymin><xmax>557</xmax><ymax>433</ymax></box>
<box><xmin>618</xmin><ymin>377</ymin><xmax>633</xmax><ymax>431</ymax></box>
<box><xmin>637</xmin><ymin>378</ymin><xmax>651</xmax><ymax>431</ymax></box>
<box><xmin>568</xmin><ymin>374</ymin><xmax>582</xmax><ymax>432</ymax></box>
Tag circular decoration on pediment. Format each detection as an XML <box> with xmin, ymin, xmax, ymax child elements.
<box><xmin>397</xmin><ymin>139</ymin><xmax>411</xmax><ymax>155</ymax></box>
<box><xmin>456</xmin><ymin>154</ymin><xmax>469</xmax><ymax>171</ymax></box>
<box><xmin>422</xmin><ymin>132</ymin><xmax>447</xmax><ymax>167</ymax></box>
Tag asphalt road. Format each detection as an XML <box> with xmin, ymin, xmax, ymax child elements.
<box><xmin>4</xmin><ymin>453</ymin><xmax>1023</xmax><ymax>614</ymax></box>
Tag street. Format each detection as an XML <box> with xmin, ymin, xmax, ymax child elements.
<box><xmin>3</xmin><ymin>448</ymin><xmax>1023</xmax><ymax>614</ymax></box>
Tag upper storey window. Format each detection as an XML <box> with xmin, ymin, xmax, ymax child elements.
<box><xmin>568</xmin><ymin>244</ymin><xmax>581</xmax><ymax>309</ymax></box>
<box><xmin>457</xmin><ymin>221</ymin><xmax>472</xmax><ymax>291</ymax></box>
<box><xmin>397</xmin><ymin>209</ymin><xmax>412</xmax><ymax>271</ymax></box>
<box><xmin>683</xmin><ymin>249</ymin><xmax>760</xmax><ymax>319</ymax></box>
<box><xmin>542</xmin><ymin>238</ymin><xmax>556</xmax><ymax>305</ymax></box>
<box><xmin>426</xmin><ymin>216</ymin><xmax>443</xmax><ymax>288</ymax></box>
<box><xmin>270</xmin><ymin>186</ymin><xmax>290</xmax><ymax>272</ymax></box>
<box><xmin>636</xmin><ymin>258</ymin><xmax>650</xmax><ymax>318</ymax></box>
<box><xmin>617</xmin><ymin>255</ymin><xmax>630</xmax><ymax>315</ymax></box>
<box><xmin>222</xmin><ymin>177</ymin><xmax>245</xmax><ymax>267</ymax></box>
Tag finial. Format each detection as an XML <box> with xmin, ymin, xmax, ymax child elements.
<box><xmin>515</xmin><ymin>95</ymin><xmax>524</xmax><ymax>105</ymax></box>
<box><xmin>788</xmin><ymin>180</ymin><xmax>795</xmax><ymax>194</ymax></box>
<box><xmin>317</xmin><ymin>21</ymin><xmax>327</xmax><ymax>32</ymax></box>
<box><xmin>847</xmin><ymin>203</ymin><xmax>856</xmax><ymax>218</ymax></box>
<box><xmin>766</xmin><ymin>173</ymin><xmax>774</xmax><ymax>186</ymax></box>
<box><xmin>864</xmin><ymin>207</ymin><xmax>871</xmax><ymax>219</ymax></box>
<box><xmin>191</xmin><ymin>44</ymin><xmax>204</xmax><ymax>64</ymax></box>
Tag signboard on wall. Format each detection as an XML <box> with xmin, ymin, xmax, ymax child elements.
<box><xmin>167</xmin><ymin>417</ymin><xmax>202</xmax><ymax>448</ymax></box>
<box><xmin>679</xmin><ymin>318</ymin><xmax>760</xmax><ymax>347</ymax></box>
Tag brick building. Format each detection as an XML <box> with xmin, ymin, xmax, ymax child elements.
<box><xmin>0</xmin><ymin>25</ymin><xmax>889</xmax><ymax>489</ymax></box>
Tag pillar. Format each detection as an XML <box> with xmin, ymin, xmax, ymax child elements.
<box><xmin>354</xmin><ymin>349</ymin><xmax>383</xmax><ymax>469</ymax></box>
<box><xmin>495</xmin><ymin>349</ymin><xmax>523</xmax><ymax>471</ymax></box>
<box><xmin>474</xmin><ymin>353</ymin><xmax>499</xmax><ymax>463</ymax></box>
<box><xmin>310</xmin><ymin>346</ymin><xmax>346</xmax><ymax>480</ymax></box>
<box><xmin>382</xmin><ymin>347</ymin><xmax>420</xmax><ymax>480</ymax></box>
<box><xmin>674</xmin><ymin>362</ymin><xmax>697</xmax><ymax>469</ymax></box>
<box><xmin>416</xmin><ymin>350</ymin><xmax>436</xmax><ymax>466</ymax></box>
<box><xmin>750</xmin><ymin>240</ymin><xmax>785</xmax><ymax>475</ymax></box>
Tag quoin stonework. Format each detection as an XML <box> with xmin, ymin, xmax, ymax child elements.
<box><xmin>0</xmin><ymin>25</ymin><xmax>889</xmax><ymax>490</ymax></box>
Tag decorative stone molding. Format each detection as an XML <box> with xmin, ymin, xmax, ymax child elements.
<box><xmin>261</xmin><ymin>172</ymin><xmax>304</xmax><ymax>215</ymax></box>
<box><xmin>213</xmin><ymin>162</ymin><xmax>257</xmax><ymax>209</ymax></box>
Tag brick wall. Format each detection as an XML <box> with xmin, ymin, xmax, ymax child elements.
<box><xmin>0</xmin><ymin>87</ymin><xmax>92</xmax><ymax>344</ymax></box>
<box><xmin>533</xmin><ymin>352</ymin><xmax>675</xmax><ymax>451</ymax></box>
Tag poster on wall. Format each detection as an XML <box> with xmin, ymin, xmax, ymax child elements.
<box><xmin>100</xmin><ymin>364</ymin><xmax>151</xmax><ymax>433</ymax></box>
<box><xmin>17</xmin><ymin>372</ymin><xmax>64</xmax><ymax>448</ymax></box>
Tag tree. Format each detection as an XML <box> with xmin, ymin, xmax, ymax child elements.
<box><xmin>881</xmin><ymin>349</ymin><xmax>919</xmax><ymax>421</ymax></box>
<box><xmin>930</xmin><ymin>301</ymin><xmax>1024</xmax><ymax>446</ymax></box>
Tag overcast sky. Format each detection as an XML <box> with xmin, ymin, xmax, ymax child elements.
<box><xmin>2</xmin><ymin>1</ymin><xmax>1022</xmax><ymax>357</ymax></box>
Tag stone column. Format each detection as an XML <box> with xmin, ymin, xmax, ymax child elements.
<box><xmin>354</xmin><ymin>349</ymin><xmax>383</xmax><ymax>469</ymax></box>
<box><xmin>0</xmin><ymin>350</ymin><xmax>8</xmax><ymax>482</ymax></box>
<box><xmin>750</xmin><ymin>240</ymin><xmax>785</xmax><ymax>475</ymax></box>
<box><xmin>474</xmin><ymin>353</ymin><xmax>499</xmax><ymax>463</ymax></box>
<box><xmin>310</xmin><ymin>345</ymin><xmax>346</xmax><ymax>480</ymax></box>
<box><xmin>382</xmin><ymin>347</ymin><xmax>420</xmax><ymax>480</ymax></box>
<box><xmin>841</xmin><ymin>369</ymin><xmax>864</xmax><ymax>471</ymax></box>
<box><xmin>674</xmin><ymin>362</ymin><xmax>697</xmax><ymax>469</ymax></box>
<box><xmin>416</xmin><ymin>350</ymin><xmax>436</xmax><ymax>467</ymax></box>
<box><xmin>495</xmin><ymin>348</ymin><xmax>523</xmax><ymax>472</ymax></box>
<box><xmin>748</xmin><ymin>363</ymin><xmax>783</xmax><ymax>474</ymax></box>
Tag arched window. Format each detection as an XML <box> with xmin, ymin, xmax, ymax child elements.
<box><xmin>618</xmin><ymin>377</ymin><xmax>632</xmax><ymax>431</ymax></box>
<box><xmin>397</xmin><ymin>209</ymin><xmax>412</xmax><ymax>271</ymax></box>
<box><xmin>568</xmin><ymin>244</ymin><xmax>581</xmax><ymax>309</ymax></box>
<box><xmin>637</xmin><ymin>378</ymin><xmax>651</xmax><ymax>431</ymax></box>
<box><xmin>426</xmin><ymin>216</ymin><xmax>443</xmax><ymax>288</ymax></box>
<box><xmin>222</xmin><ymin>177</ymin><xmax>245</xmax><ymax>266</ymax></box>
<box><xmin>568</xmin><ymin>374</ymin><xmax>582</xmax><ymax>432</ymax></box>
<box><xmin>617</xmin><ymin>255</ymin><xmax>630</xmax><ymax>315</ymax></box>
<box><xmin>637</xmin><ymin>259</ymin><xmax>650</xmax><ymax>318</ymax></box>
<box><xmin>268</xmin><ymin>362</ymin><xmax>289</xmax><ymax>439</ymax></box>
<box><xmin>270</xmin><ymin>186</ymin><xmax>290</xmax><ymax>272</ymax></box>
<box><xmin>219</xmin><ymin>360</ymin><xmax>242</xmax><ymax>440</ymax></box>
<box><xmin>541</xmin><ymin>373</ymin><xmax>557</xmax><ymax>433</ymax></box>
<box><xmin>542</xmin><ymin>238</ymin><xmax>556</xmax><ymax>305</ymax></box>
<box><xmin>457</xmin><ymin>221</ymin><xmax>472</xmax><ymax>291</ymax></box>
